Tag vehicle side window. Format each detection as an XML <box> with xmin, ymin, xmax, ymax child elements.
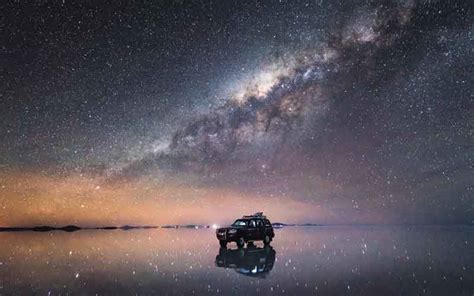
<box><xmin>264</xmin><ymin>219</ymin><xmax>271</xmax><ymax>227</ymax></box>
<box><xmin>249</xmin><ymin>220</ymin><xmax>256</xmax><ymax>228</ymax></box>
<box><xmin>257</xmin><ymin>220</ymin><xmax>263</xmax><ymax>228</ymax></box>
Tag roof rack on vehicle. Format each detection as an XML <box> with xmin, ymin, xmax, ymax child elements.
<box><xmin>242</xmin><ymin>212</ymin><xmax>267</xmax><ymax>219</ymax></box>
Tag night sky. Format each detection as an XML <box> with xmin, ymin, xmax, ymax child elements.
<box><xmin>1</xmin><ymin>0</ymin><xmax>472</xmax><ymax>226</ymax></box>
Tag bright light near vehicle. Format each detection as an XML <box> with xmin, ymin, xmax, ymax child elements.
<box><xmin>211</xmin><ymin>224</ymin><xmax>219</xmax><ymax>229</ymax></box>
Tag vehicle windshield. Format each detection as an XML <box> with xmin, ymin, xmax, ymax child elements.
<box><xmin>232</xmin><ymin>219</ymin><xmax>248</xmax><ymax>227</ymax></box>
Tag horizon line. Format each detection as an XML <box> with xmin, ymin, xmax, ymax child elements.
<box><xmin>1</xmin><ymin>222</ymin><xmax>473</xmax><ymax>232</ymax></box>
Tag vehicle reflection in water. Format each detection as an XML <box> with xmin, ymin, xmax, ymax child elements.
<box><xmin>215</xmin><ymin>245</ymin><xmax>276</xmax><ymax>278</ymax></box>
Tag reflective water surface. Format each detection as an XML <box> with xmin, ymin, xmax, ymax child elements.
<box><xmin>0</xmin><ymin>226</ymin><xmax>473</xmax><ymax>295</ymax></box>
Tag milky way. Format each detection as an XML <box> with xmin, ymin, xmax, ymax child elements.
<box><xmin>120</xmin><ymin>0</ymin><xmax>416</xmax><ymax>175</ymax></box>
<box><xmin>1</xmin><ymin>0</ymin><xmax>472</xmax><ymax>225</ymax></box>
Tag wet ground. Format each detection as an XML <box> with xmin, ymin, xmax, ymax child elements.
<box><xmin>0</xmin><ymin>226</ymin><xmax>472</xmax><ymax>295</ymax></box>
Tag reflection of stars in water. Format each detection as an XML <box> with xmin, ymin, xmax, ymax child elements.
<box><xmin>1</xmin><ymin>227</ymin><xmax>473</xmax><ymax>294</ymax></box>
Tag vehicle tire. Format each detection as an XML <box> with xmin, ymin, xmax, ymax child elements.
<box><xmin>263</xmin><ymin>235</ymin><xmax>271</xmax><ymax>245</ymax></box>
<box><xmin>219</xmin><ymin>241</ymin><xmax>227</xmax><ymax>248</ymax></box>
<box><xmin>236</xmin><ymin>237</ymin><xmax>245</xmax><ymax>248</ymax></box>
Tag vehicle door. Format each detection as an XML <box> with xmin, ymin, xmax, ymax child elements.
<box><xmin>256</xmin><ymin>219</ymin><xmax>265</xmax><ymax>240</ymax></box>
<box><xmin>264</xmin><ymin>219</ymin><xmax>274</xmax><ymax>237</ymax></box>
<box><xmin>247</xmin><ymin>219</ymin><xmax>258</xmax><ymax>240</ymax></box>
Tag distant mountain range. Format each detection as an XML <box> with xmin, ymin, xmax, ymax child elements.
<box><xmin>5</xmin><ymin>223</ymin><xmax>468</xmax><ymax>232</ymax></box>
<box><xmin>0</xmin><ymin>223</ymin><xmax>321</xmax><ymax>232</ymax></box>
<box><xmin>0</xmin><ymin>225</ymin><xmax>82</xmax><ymax>232</ymax></box>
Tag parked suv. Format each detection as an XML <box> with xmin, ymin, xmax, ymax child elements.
<box><xmin>216</xmin><ymin>212</ymin><xmax>275</xmax><ymax>248</ymax></box>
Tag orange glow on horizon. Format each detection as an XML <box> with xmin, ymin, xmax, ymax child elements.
<box><xmin>0</xmin><ymin>169</ymin><xmax>331</xmax><ymax>227</ymax></box>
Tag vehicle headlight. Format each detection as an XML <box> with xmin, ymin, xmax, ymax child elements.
<box><xmin>228</xmin><ymin>229</ymin><xmax>237</xmax><ymax>234</ymax></box>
